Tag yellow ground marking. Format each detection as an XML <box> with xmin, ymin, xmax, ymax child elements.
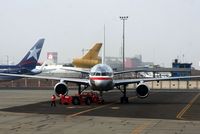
<box><xmin>66</xmin><ymin>92</ymin><xmax>158</xmax><ymax>119</ymax></box>
<box><xmin>68</xmin><ymin>103</ymin><xmax>114</xmax><ymax>118</ymax></box>
<box><xmin>176</xmin><ymin>92</ymin><xmax>200</xmax><ymax>120</ymax></box>
<box><xmin>67</xmin><ymin>96</ymin><xmax>138</xmax><ymax>118</ymax></box>
<box><xmin>131</xmin><ymin>122</ymin><xmax>150</xmax><ymax>134</ymax></box>
<box><xmin>111</xmin><ymin>106</ymin><xmax>120</xmax><ymax>110</ymax></box>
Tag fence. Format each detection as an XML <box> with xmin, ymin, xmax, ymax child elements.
<box><xmin>128</xmin><ymin>80</ymin><xmax>200</xmax><ymax>89</ymax></box>
<box><xmin>1</xmin><ymin>78</ymin><xmax>200</xmax><ymax>90</ymax></box>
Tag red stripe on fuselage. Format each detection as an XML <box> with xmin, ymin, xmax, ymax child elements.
<box><xmin>90</xmin><ymin>77</ymin><xmax>112</xmax><ymax>80</ymax></box>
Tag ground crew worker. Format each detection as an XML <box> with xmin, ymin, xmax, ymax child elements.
<box><xmin>51</xmin><ymin>95</ymin><xmax>56</xmax><ymax>107</ymax></box>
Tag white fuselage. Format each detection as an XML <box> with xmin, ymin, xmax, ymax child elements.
<box><xmin>88</xmin><ymin>64</ymin><xmax>114</xmax><ymax>91</ymax></box>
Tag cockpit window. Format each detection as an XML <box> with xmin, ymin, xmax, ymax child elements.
<box><xmin>101</xmin><ymin>72</ymin><xmax>107</xmax><ymax>76</ymax></box>
<box><xmin>90</xmin><ymin>64</ymin><xmax>113</xmax><ymax>76</ymax></box>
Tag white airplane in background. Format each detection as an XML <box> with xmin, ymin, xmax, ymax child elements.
<box><xmin>35</xmin><ymin>42</ymin><xmax>102</xmax><ymax>77</ymax></box>
<box><xmin>0</xmin><ymin>39</ymin><xmax>45</xmax><ymax>81</ymax></box>
<box><xmin>0</xmin><ymin>63</ymin><xmax>200</xmax><ymax>104</ymax></box>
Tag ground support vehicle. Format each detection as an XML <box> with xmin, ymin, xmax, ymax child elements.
<box><xmin>59</xmin><ymin>95</ymin><xmax>73</xmax><ymax>105</ymax></box>
<box><xmin>60</xmin><ymin>92</ymin><xmax>101</xmax><ymax>105</ymax></box>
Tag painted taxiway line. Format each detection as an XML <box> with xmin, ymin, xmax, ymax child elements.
<box><xmin>68</xmin><ymin>103</ymin><xmax>114</xmax><ymax>118</ymax></box>
<box><xmin>176</xmin><ymin>92</ymin><xmax>200</xmax><ymax>120</ymax></box>
<box><xmin>66</xmin><ymin>96</ymin><xmax>138</xmax><ymax>118</ymax></box>
<box><xmin>131</xmin><ymin>122</ymin><xmax>151</xmax><ymax>134</ymax></box>
<box><xmin>65</xmin><ymin>92</ymin><xmax>157</xmax><ymax>119</ymax></box>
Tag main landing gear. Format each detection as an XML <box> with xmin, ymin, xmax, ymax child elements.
<box><xmin>71</xmin><ymin>84</ymin><xmax>89</xmax><ymax>105</ymax></box>
<box><xmin>78</xmin><ymin>84</ymin><xmax>88</xmax><ymax>95</ymax></box>
<box><xmin>117</xmin><ymin>85</ymin><xmax>129</xmax><ymax>104</ymax></box>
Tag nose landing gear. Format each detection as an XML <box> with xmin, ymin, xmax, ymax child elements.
<box><xmin>117</xmin><ymin>85</ymin><xmax>129</xmax><ymax>104</ymax></box>
<box><xmin>98</xmin><ymin>91</ymin><xmax>105</xmax><ymax>104</ymax></box>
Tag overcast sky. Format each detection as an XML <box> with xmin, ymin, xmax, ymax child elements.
<box><xmin>0</xmin><ymin>0</ymin><xmax>200</xmax><ymax>68</ymax></box>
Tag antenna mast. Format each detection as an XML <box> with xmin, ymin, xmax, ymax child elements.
<box><xmin>102</xmin><ymin>24</ymin><xmax>106</xmax><ymax>64</ymax></box>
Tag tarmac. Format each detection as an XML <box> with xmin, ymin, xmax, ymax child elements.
<box><xmin>1</xmin><ymin>89</ymin><xmax>200</xmax><ymax>134</ymax></box>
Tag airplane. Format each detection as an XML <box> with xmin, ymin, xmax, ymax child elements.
<box><xmin>0</xmin><ymin>39</ymin><xmax>45</xmax><ymax>81</ymax></box>
<box><xmin>36</xmin><ymin>43</ymin><xmax>102</xmax><ymax>77</ymax></box>
<box><xmin>72</xmin><ymin>43</ymin><xmax>102</xmax><ymax>68</ymax></box>
<box><xmin>1</xmin><ymin>62</ymin><xmax>200</xmax><ymax>104</ymax></box>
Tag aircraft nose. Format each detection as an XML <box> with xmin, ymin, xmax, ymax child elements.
<box><xmin>95</xmin><ymin>80</ymin><xmax>105</xmax><ymax>87</ymax></box>
<box><xmin>90</xmin><ymin>79</ymin><xmax>106</xmax><ymax>87</ymax></box>
<box><xmin>95</xmin><ymin>79</ymin><xmax>113</xmax><ymax>89</ymax></box>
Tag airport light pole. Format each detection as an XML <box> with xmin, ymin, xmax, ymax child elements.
<box><xmin>82</xmin><ymin>48</ymin><xmax>89</xmax><ymax>55</ymax></box>
<box><xmin>119</xmin><ymin>16</ymin><xmax>128</xmax><ymax>71</ymax></box>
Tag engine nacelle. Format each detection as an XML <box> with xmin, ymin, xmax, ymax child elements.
<box><xmin>54</xmin><ymin>82</ymin><xmax>68</xmax><ymax>96</ymax></box>
<box><xmin>136</xmin><ymin>83</ymin><xmax>150</xmax><ymax>98</ymax></box>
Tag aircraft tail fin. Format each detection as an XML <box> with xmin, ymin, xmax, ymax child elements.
<box><xmin>82</xmin><ymin>43</ymin><xmax>102</xmax><ymax>60</ymax></box>
<box><xmin>17</xmin><ymin>39</ymin><xmax>45</xmax><ymax>70</ymax></box>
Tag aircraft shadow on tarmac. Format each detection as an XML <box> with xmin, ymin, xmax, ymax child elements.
<box><xmin>0</xmin><ymin>94</ymin><xmax>200</xmax><ymax>120</ymax></box>
<box><xmin>1</xmin><ymin>91</ymin><xmax>200</xmax><ymax>121</ymax></box>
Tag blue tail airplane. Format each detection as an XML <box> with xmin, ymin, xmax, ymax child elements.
<box><xmin>0</xmin><ymin>39</ymin><xmax>45</xmax><ymax>81</ymax></box>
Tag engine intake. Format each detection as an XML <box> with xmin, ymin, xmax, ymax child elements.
<box><xmin>54</xmin><ymin>82</ymin><xmax>68</xmax><ymax>96</ymax></box>
<box><xmin>136</xmin><ymin>83</ymin><xmax>150</xmax><ymax>98</ymax></box>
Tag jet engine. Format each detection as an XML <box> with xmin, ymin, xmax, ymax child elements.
<box><xmin>136</xmin><ymin>83</ymin><xmax>150</xmax><ymax>98</ymax></box>
<box><xmin>54</xmin><ymin>82</ymin><xmax>68</xmax><ymax>96</ymax></box>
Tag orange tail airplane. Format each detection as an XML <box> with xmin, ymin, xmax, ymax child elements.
<box><xmin>72</xmin><ymin>43</ymin><xmax>102</xmax><ymax>68</ymax></box>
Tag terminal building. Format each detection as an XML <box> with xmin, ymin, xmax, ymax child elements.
<box><xmin>105</xmin><ymin>55</ymin><xmax>154</xmax><ymax>71</ymax></box>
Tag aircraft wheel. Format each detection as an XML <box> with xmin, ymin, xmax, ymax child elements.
<box><xmin>85</xmin><ymin>97</ymin><xmax>92</xmax><ymax>105</ymax></box>
<box><xmin>98</xmin><ymin>99</ymin><xmax>104</xmax><ymax>104</ymax></box>
<box><xmin>72</xmin><ymin>96</ymin><xmax>80</xmax><ymax>105</ymax></box>
<box><xmin>120</xmin><ymin>97</ymin><xmax>129</xmax><ymax>104</ymax></box>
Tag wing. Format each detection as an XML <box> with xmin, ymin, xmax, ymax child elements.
<box><xmin>114</xmin><ymin>69</ymin><xmax>146</xmax><ymax>75</ymax></box>
<box><xmin>61</xmin><ymin>67</ymin><xmax>90</xmax><ymax>74</ymax></box>
<box><xmin>0</xmin><ymin>73</ymin><xmax>89</xmax><ymax>85</ymax></box>
<box><xmin>114</xmin><ymin>76</ymin><xmax>200</xmax><ymax>86</ymax></box>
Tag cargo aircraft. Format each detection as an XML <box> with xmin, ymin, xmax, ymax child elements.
<box><xmin>0</xmin><ymin>62</ymin><xmax>200</xmax><ymax>104</ymax></box>
<box><xmin>0</xmin><ymin>39</ymin><xmax>44</xmax><ymax>81</ymax></box>
<box><xmin>37</xmin><ymin>43</ymin><xmax>102</xmax><ymax>77</ymax></box>
<box><xmin>72</xmin><ymin>43</ymin><xmax>102</xmax><ymax>68</ymax></box>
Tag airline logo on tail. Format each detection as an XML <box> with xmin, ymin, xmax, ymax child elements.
<box><xmin>27</xmin><ymin>45</ymin><xmax>41</xmax><ymax>60</ymax></box>
<box><xmin>18</xmin><ymin>39</ymin><xmax>44</xmax><ymax>70</ymax></box>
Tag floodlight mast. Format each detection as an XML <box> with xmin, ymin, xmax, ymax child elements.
<box><xmin>119</xmin><ymin>16</ymin><xmax>128</xmax><ymax>71</ymax></box>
